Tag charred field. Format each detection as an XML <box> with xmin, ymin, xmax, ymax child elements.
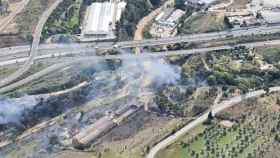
<box><xmin>1</xmin><ymin>45</ymin><xmax>278</xmax><ymax>158</ymax></box>
<box><xmin>0</xmin><ymin>51</ymin><xmax>213</xmax><ymax>158</ymax></box>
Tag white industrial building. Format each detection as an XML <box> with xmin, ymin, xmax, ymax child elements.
<box><xmin>227</xmin><ymin>15</ymin><xmax>260</xmax><ymax>28</ymax></box>
<box><xmin>150</xmin><ymin>9</ymin><xmax>185</xmax><ymax>38</ymax></box>
<box><xmin>156</xmin><ymin>9</ymin><xmax>185</xmax><ymax>27</ymax></box>
<box><xmin>185</xmin><ymin>0</ymin><xmax>216</xmax><ymax>9</ymax></box>
<box><xmin>81</xmin><ymin>0</ymin><xmax>126</xmax><ymax>41</ymax></box>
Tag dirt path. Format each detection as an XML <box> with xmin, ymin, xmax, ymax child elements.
<box><xmin>0</xmin><ymin>0</ymin><xmax>31</xmax><ymax>32</ymax></box>
<box><xmin>133</xmin><ymin>0</ymin><xmax>174</xmax><ymax>54</ymax></box>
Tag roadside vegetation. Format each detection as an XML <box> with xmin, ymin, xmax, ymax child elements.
<box><xmin>206</xmin><ymin>47</ymin><xmax>280</xmax><ymax>93</ymax></box>
<box><xmin>16</xmin><ymin>0</ymin><xmax>54</xmax><ymax>42</ymax></box>
<box><xmin>117</xmin><ymin>0</ymin><xmax>155</xmax><ymax>41</ymax></box>
<box><xmin>42</xmin><ymin>0</ymin><xmax>82</xmax><ymax>40</ymax></box>
<box><xmin>156</xmin><ymin>91</ymin><xmax>280</xmax><ymax>158</ymax></box>
<box><xmin>178</xmin><ymin>12</ymin><xmax>229</xmax><ymax>34</ymax></box>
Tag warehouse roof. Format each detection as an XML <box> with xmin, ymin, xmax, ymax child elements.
<box><xmin>156</xmin><ymin>9</ymin><xmax>185</xmax><ymax>27</ymax></box>
<box><xmin>83</xmin><ymin>1</ymin><xmax>126</xmax><ymax>35</ymax></box>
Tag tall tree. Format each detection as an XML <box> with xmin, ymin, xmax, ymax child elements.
<box><xmin>175</xmin><ymin>0</ymin><xmax>185</xmax><ymax>9</ymax></box>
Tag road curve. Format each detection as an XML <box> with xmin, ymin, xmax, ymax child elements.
<box><xmin>0</xmin><ymin>0</ymin><xmax>63</xmax><ymax>88</ymax></box>
<box><xmin>2</xmin><ymin>39</ymin><xmax>280</xmax><ymax>67</ymax></box>
<box><xmin>146</xmin><ymin>87</ymin><xmax>280</xmax><ymax>158</ymax></box>
<box><xmin>1</xmin><ymin>39</ymin><xmax>280</xmax><ymax>93</ymax></box>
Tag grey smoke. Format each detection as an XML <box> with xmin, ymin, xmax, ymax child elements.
<box><xmin>120</xmin><ymin>57</ymin><xmax>181</xmax><ymax>86</ymax></box>
<box><xmin>0</xmin><ymin>57</ymin><xmax>181</xmax><ymax>124</ymax></box>
<box><xmin>0</xmin><ymin>95</ymin><xmax>38</xmax><ymax>124</ymax></box>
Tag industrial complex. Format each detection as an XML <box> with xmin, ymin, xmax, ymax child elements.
<box><xmin>150</xmin><ymin>8</ymin><xmax>185</xmax><ymax>38</ymax></box>
<box><xmin>222</xmin><ymin>0</ymin><xmax>280</xmax><ymax>28</ymax></box>
<box><xmin>81</xmin><ymin>0</ymin><xmax>126</xmax><ymax>41</ymax></box>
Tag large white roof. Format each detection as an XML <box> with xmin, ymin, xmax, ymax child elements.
<box><xmin>83</xmin><ymin>1</ymin><xmax>126</xmax><ymax>35</ymax></box>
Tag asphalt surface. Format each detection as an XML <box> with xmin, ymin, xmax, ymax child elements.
<box><xmin>146</xmin><ymin>86</ymin><xmax>280</xmax><ymax>158</ymax></box>
<box><xmin>2</xmin><ymin>24</ymin><xmax>280</xmax><ymax>58</ymax></box>
<box><xmin>0</xmin><ymin>0</ymin><xmax>64</xmax><ymax>88</ymax></box>
<box><xmin>2</xmin><ymin>39</ymin><xmax>280</xmax><ymax>67</ymax></box>
<box><xmin>1</xmin><ymin>39</ymin><xmax>280</xmax><ymax>94</ymax></box>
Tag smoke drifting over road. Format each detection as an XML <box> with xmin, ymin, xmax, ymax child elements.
<box><xmin>0</xmin><ymin>96</ymin><xmax>38</xmax><ymax>124</ymax></box>
<box><xmin>0</xmin><ymin>56</ymin><xmax>181</xmax><ymax>126</ymax></box>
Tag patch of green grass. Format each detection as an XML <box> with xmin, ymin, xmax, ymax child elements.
<box><xmin>238</xmin><ymin>137</ymin><xmax>263</xmax><ymax>158</ymax></box>
<box><xmin>42</xmin><ymin>0</ymin><xmax>82</xmax><ymax>39</ymax></box>
<box><xmin>178</xmin><ymin>13</ymin><xmax>228</xmax><ymax>34</ymax></box>
<box><xmin>259</xmin><ymin>48</ymin><xmax>280</xmax><ymax>64</ymax></box>
<box><xmin>217</xmin><ymin>129</ymin><xmax>238</xmax><ymax>146</ymax></box>
<box><xmin>188</xmin><ymin>137</ymin><xmax>205</xmax><ymax>153</ymax></box>
<box><xmin>156</xmin><ymin>125</ymin><xmax>207</xmax><ymax>158</ymax></box>
<box><xmin>157</xmin><ymin>122</ymin><xmax>266</xmax><ymax>158</ymax></box>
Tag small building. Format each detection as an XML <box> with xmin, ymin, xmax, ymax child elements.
<box><xmin>81</xmin><ymin>0</ymin><xmax>126</xmax><ymax>41</ymax></box>
<box><xmin>150</xmin><ymin>9</ymin><xmax>185</xmax><ymax>38</ymax></box>
<box><xmin>226</xmin><ymin>15</ymin><xmax>260</xmax><ymax>28</ymax></box>
<box><xmin>185</xmin><ymin>0</ymin><xmax>216</xmax><ymax>9</ymax></box>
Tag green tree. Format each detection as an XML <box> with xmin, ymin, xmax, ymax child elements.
<box><xmin>207</xmin><ymin>75</ymin><xmax>217</xmax><ymax>85</ymax></box>
<box><xmin>175</xmin><ymin>0</ymin><xmax>185</xmax><ymax>9</ymax></box>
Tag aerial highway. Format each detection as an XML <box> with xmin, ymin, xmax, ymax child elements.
<box><xmin>2</xmin><ymin>39</ymin><xmax>280</xmax><ymax>67</ymax></box>
<box><xmin>146</xmin><ymin>86</ymin><xmax>280</xmax><ymax>158</ymax></box>
<box><xmin>1</xmin><ymin>24</ymin><xmax>280</xmax><ymax>58</ymax></box>
<box><xmin>1</xmin><ymin>39</ymin><xmax>280</xmax><ymax>94</ymax></box>
<box><xmin>0</xmin><ymin>0</ymin><xmax>64</xmax><ymax>88</ymax></box>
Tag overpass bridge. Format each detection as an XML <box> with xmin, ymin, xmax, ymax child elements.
<box><xmin>1</xmin><ymin>23</ymin><xmax>280</xmax><ymax>90</ymax></box>
<box><xmin>1</xmin><ymin>39</ymin><xmax>280</xmax><ymax>94</ymax></box>
<box><xmin>2</xmin><ymin>24</ymin><xmax>280</xmax><ymax>60</ymax></box>
<box><xmin>1</xmin><ymin>39</ymin><xmax>280</xmax><ymax>67</ymax></box>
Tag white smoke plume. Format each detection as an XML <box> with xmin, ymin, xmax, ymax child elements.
<box><xmin>0</xmin><ymin>96</ymin><xmax>38</xmax><ymax>124</ymax></box>
<box><xmin>120</xmin><ymin>57</ymin><xmax>180</xmax><ymax>86</ymax></box>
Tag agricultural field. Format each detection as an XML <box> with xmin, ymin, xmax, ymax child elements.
<box><xmin>156</xmin><ymin>92</ymin><xmax>280</xmax><ymax>158</ymax></box>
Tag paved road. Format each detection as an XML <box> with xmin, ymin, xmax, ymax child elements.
<box><xmin>146</xmin><ymin>86</ymin><xmax>280</xmax><ymax>158</ymax></box>
<box><xmin>0</xmin><ymin>0</ymin><xmax>64</xmax><ymax>88</ymax></box>
<box><xmin>133</xmin><ymin>0</ymin><xmax>172</xmax><ymax>54</ymax></box>
<box><xmin>1</xmin><ymin>39</ymin><xmax>280</xmax><ymax>93</ymax></box>
<box><xmin>2</xmin><ymin>39</ymin><xmax>280</xmax><ymax>67</ymax></box>
<box><xmin>2</xmin><ymin>24</ymin><xmax>280</xmax><ymax>58</ymax></box>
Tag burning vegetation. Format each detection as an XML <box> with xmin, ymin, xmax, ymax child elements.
<box><xmin>1</xmin><ymin>45</ymin><xmax>276</xmax><ymax>158</ymax></box>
